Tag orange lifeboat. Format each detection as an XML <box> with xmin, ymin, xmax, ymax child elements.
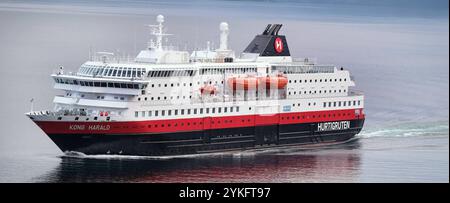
<box><xmin>200</xmin><ymin>85</ymin><xmax>217</xmax><ymax>95</ymax></box>
<box><xmin>258</xmin><ymin>75</ymin><xmax>288</xmax><ymax>89</ymax></box>
<box><xmin>227</xmin><ymin>76</ymin><xmax>258</xmax><ymax>91</ymax></box>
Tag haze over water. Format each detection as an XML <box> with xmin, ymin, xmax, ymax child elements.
<box><xmin>0</xmin><ymin>0</ymin><xmax>448</xmax><ymax>182</ymax></box>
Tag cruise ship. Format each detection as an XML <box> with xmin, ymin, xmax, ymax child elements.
<box><xmin>26</xmin><ymin>15</ymin><xmax>365</xmax><ymax>156</ymax></box>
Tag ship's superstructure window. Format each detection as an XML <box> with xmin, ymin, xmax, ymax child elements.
<box><xmin>148</xmin><ymin>70</ymin><xmax>195</xmax><ymax>77</ymax></box>
<box><xmin>199</xmin><ymin>67</ymin><xmax>257</xmax><ymax>75</ymax></box>
<box><xmin>55</xmin><ymin>78</ymin><xmax>144</xmax><ymax>89</ymax></box>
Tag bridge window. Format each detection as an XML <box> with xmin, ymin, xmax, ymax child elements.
<box><xmin>134</xmin><ymin>111</ymin><xmax>138</xmax><ymax>117</ymax></box>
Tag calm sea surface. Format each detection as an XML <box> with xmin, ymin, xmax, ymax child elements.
<box><xmin>0</xmin><ymin>0</ymin><xmax>448</xmax><ymax>182</ymax></box>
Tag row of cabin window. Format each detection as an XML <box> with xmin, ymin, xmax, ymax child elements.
<box><xmin>54</xmin><ymin>78</ymin><xmax>142</xmax><ymax>89</ymax></box>
<box><xmin>323</xmin><ymin>100</ymin><xmax>361</xmax><ymax>108</ymax></box>
<box><xmin>135</xmin><ymin>106</ymin><xmax>240</xmax><ymax>118</ymax></box>
<box><xmin>138</xmin><ymin>95</ymin><xmax>192</xmax><ymax>101</ymax></box>
<box><xmin>149</xmin><ymin>80</ymin><xmax>224</xmax><ymax>88</ymax></box>
<box><xmin>274</xmin><ymin>65</ymin><xmax>335</xmax><ymax>74</ymax></box>
<box><xmin>289</xmin><ymin>78</ymin><xmax>347</xmax><ymax>84</ymax></box>
<box><xmin>57</xmin><ymin>116</ymin><xmax>110</xmax><ymax>121</ymax></box>
<box><xmin>289</xmin><ymin>100</ymin><xmax>361</xmax><ymax>108</ymax></box>
<box><xmin>281</xmin><ymin>113</ymin><xmax>352</xmax><ymax>120</ymax></box>
<box><xmin>289</xmin><ymin>89</ymin><xmax>346</xmax><ymax>95</ymax></box>
<box><xmin>65</xmin><ymin>92</ymin><xmax>125</xmax><ymax>101</ymax></box>
<box><xmin>79</xmin><ymin>65</ymin><xmax>145</xmax><ymax>78</ymax></box>
<box><xmin>146</xmin><ymin>118</ymin><xmax>253</xmax><ymax>128</ymax></box>
<box><xmin>199</xmin><ymin>67</ymin><xmax>257</xmax><ymax>75</ymax></box>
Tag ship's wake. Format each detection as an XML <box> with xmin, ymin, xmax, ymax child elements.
<box><xmin>358</xmin><ymin>120</ymin><xmax>449</xmax><ymax>139</ymax></box>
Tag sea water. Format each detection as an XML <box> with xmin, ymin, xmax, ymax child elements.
<box><xmin>0</xmin><ymin>0</ymin><xmax>448</xmax><ymax>182</ymax></box>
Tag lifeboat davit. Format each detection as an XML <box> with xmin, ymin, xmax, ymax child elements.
<box><xmin>227</xmin><ymin>77</ymin><xmax>258</xmax><ymax>91</ymax></box>
<box><xmin>200</xmin><ymin>85</ymin><xmax>217</xmax><ymax>95</ymax></box>
<box><xmin>258</xmin><ymin>75</ymin><xmax>288</xmax><ymax>89</ymax></box>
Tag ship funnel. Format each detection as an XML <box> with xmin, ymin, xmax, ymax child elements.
<box><xmin>243</xmin><ymin>24</ymin><xmax>290</xmax><ymax>56</ymax></box>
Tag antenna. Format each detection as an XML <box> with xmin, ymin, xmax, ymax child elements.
<box><xmin>30</xmin><ymin>98</ymin><xmax>34</xmax><ymax>112</ymax></box>
<box><xmin>147</xmin><ymin>14</ymin><xmax>172</xmax><ymax>51</ymax></box>
<box><xmin>134</xmin><ymin>26</ymin><xmax>137</xmax><ymax>55</ymax></box>
<box><xmin>88</xmin><ymin>45</ymin><xmax>92</xmax><ymax>61</ymax></box>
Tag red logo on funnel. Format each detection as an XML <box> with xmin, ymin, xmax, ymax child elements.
<box><xmin>274</xmin><ymin>37</ymin><xmax>283</xmax><ymax>53</ymax></box>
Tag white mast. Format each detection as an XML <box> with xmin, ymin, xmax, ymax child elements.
<box><xmin>219</xmin><ymin>22</ymin><xmax>229</xmax><ymax>51</ymax></box>
<box><xmin>148</xmin><ymin>15</ymin><xmax>172</xmax><ymax>51</ymax></box>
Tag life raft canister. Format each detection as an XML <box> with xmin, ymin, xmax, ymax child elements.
<box><xmin>258</xmin><ymin>75</ymin><xmax>288</xmax><ymax>89</ymax></box>
<box><xmin>227</xmin><ymin>75</ymin><xmax>287</xmax><ymax>91</ymax></box>
<box><xmin>227</xmin><ymin>76</ymin><xmax>259</xmax><ymax>91</ymax></box>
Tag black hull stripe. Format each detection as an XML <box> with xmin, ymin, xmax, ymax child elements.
<box><xmin>46</xmin><ymin>119</ymin><xmax>365</xmax><ymax>156</ymax></box>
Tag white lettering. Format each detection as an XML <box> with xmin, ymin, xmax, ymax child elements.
<box><xmin>69</xmin><ymin>125</ymin><xmax>85</xmax><ymax>130</ymax></box>
<box><xmin>88</xmin><ymin>125</ymin><xmax>111</xmax><ymax>131</ymax></box>
<box><xmin>317</xmin><ymin>121</ymin><xmax>350</xmax><ymax>132</ymax></box>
